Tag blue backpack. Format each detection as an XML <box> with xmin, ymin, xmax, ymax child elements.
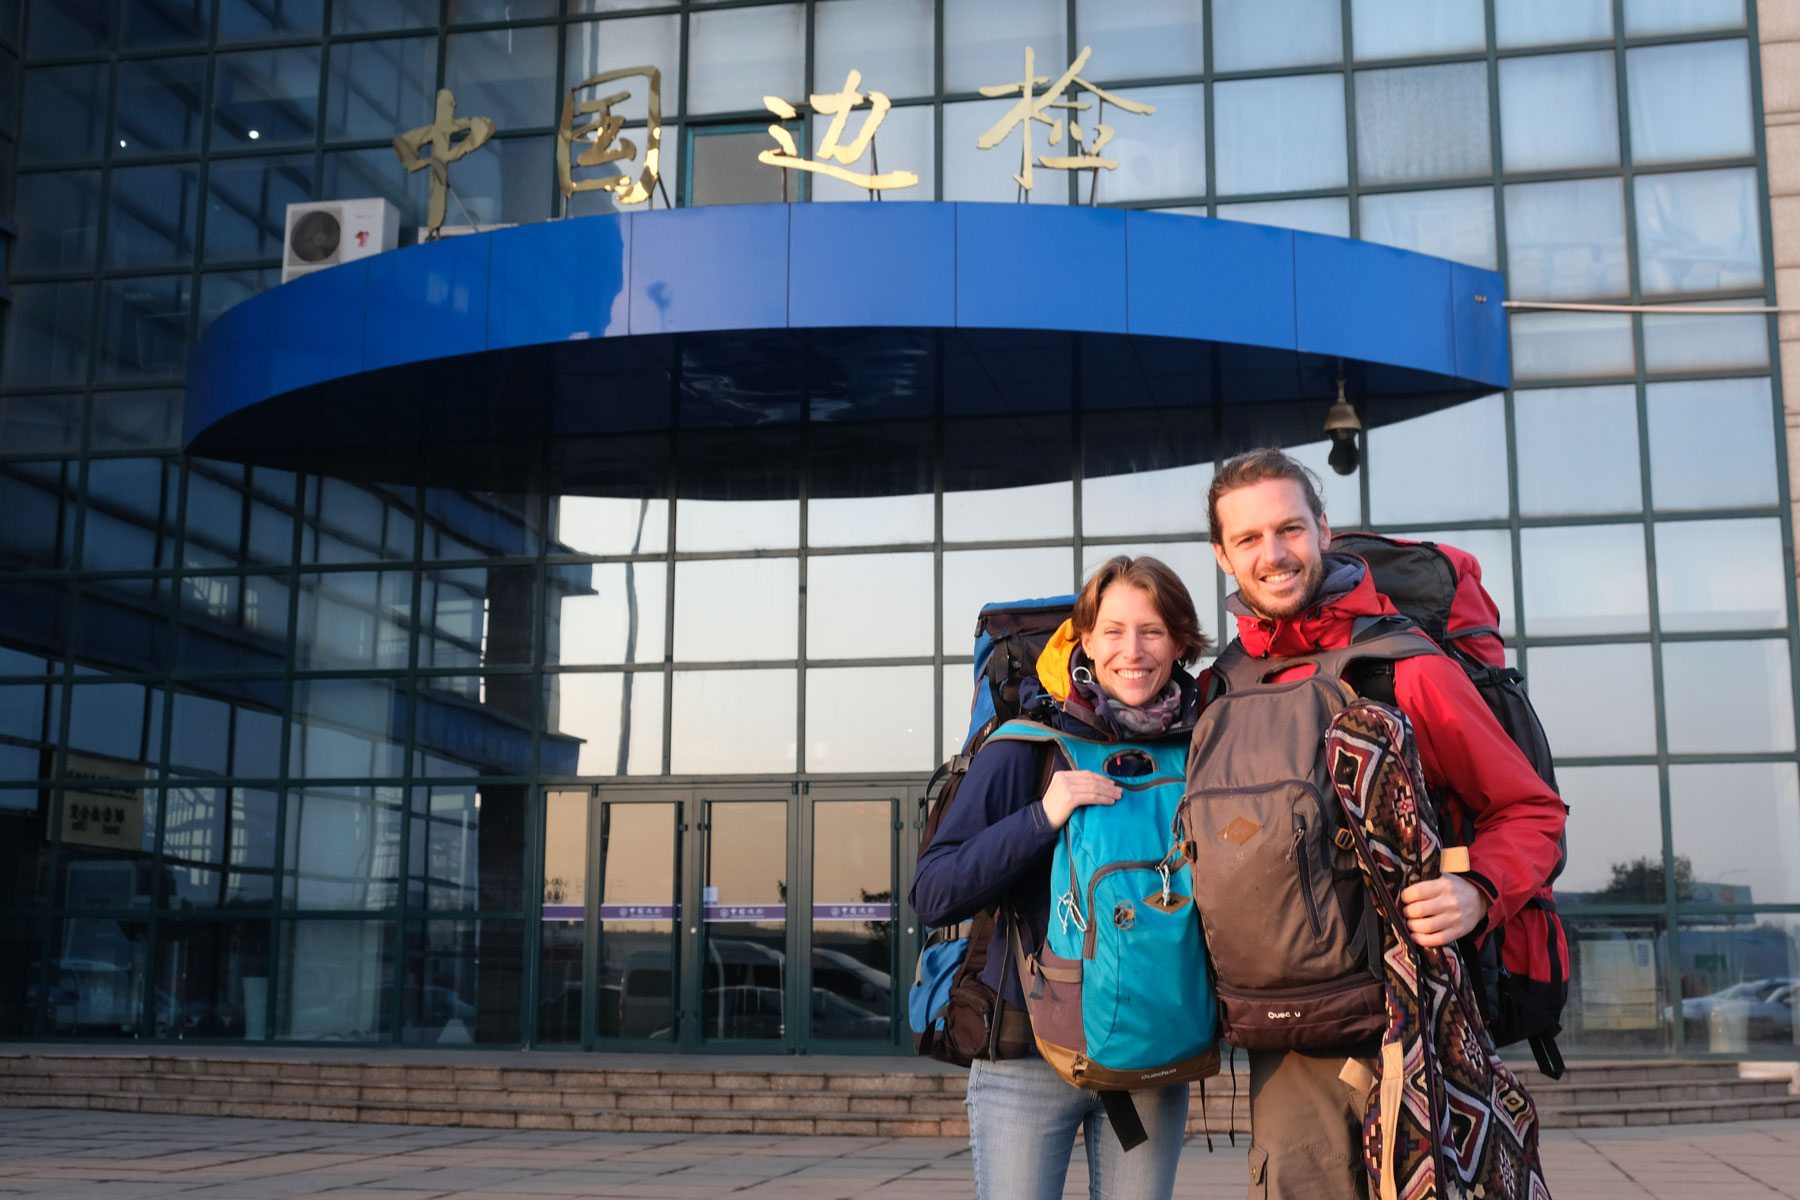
<box><xmin>984</xmin><ymin>720</ymin><xmax>1220</xmax><ymax>1091</ymax></box>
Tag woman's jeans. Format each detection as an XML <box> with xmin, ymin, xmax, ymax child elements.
<box><xmin>965</xmin><ymin>1055</ymin><xmax>1189</xmax><ymax>1200</ymax></box>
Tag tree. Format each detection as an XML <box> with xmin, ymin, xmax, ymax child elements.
<box><xmin>1597</xmin><ymin>854</ymin><xmax>1694</xmax><ymax>903</ymax></box>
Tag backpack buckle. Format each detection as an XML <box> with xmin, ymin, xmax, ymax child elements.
<box><xmin>1334</xmin><ymin>828</ymin><xmax>1356</xmax><ymax>852</ymax></box>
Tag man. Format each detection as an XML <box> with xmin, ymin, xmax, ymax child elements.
<box><xmin>1203</xmin><ymin>448</ymin><xmax>1566</xmax><ymax>1199</ymax></box>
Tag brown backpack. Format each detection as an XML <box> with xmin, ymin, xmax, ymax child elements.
<box><xmin>1181</xmin><ymin>622</ymin><xmax>1436</xmax><ymax>1050</ymax></box>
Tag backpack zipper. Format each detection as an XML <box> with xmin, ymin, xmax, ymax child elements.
<box><xmin>1082</xmin><ymin>859</ymin><xmax>1175</xmax><ymax>958</ymax></box>
<box><xmin>1290</xmin><ymin>813</ymin><xmax>1323</xmax><ymax>939</ymax></box>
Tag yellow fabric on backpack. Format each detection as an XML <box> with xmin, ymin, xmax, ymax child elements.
<box><xmin>1034</xmin><ymin>620</ymin><xmax>1080</xmax><ymax>703</ymax></box>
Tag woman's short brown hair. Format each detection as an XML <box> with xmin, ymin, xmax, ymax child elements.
<box><xmin>1070</xmin><ymin>555</ymin><xmax>1212</xmax><ymax>667</ymax></box>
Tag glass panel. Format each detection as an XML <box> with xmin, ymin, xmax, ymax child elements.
<box><xmin>220</xmin><ymin>0</ymin><xmax>322</xmax><ymax>39</ymax></box>
<box><xmin>816</xmin><ymin>0</ymin><xmax>933</xmax><ymax>100</ymax></box>
<box><xmin>1358</xmin><ymin>187</ymin><xmax>1496</xmax><ymax>269</ymax></box>
<box><xmin>421</xmin><ymin>565</ymin><xmax>537</xmax><ymax>671</ymax></box>
<box><xmin>675</xmin><ymin>497</ymin><xmax>797</xmax><ymax>551</ymax></box>
<box><xmin>410</xmin><ymin>675</ymin><xmax>527</xmax><ymax>777</ymax></box>
<box><xmin>294</xmin><ymin>571</ymin><xmax>411</xmax><ymax>671</ymax></box>
<box><xmin>2</xmin><ymin>283</ymin><xmax>94</xmax><ymax>388</ymax></box>
<box><xmin>562</xmin><ymin>15</ymin><xmax>682</xmax><ymax>125</ymax></box>
<box><xmin>289</xmin><ymin>679</ymin><xmax>406</xmax><ymax>778</ymax></box>
<box><xmin>443</xmin><ymin>26</ymin><xmax>557</xmax><ymax>134</ymax></box>
<box><xmin>334</xmin><ymin>0</ymin><xmax>436</xmax><ymax>33</ymax></box>
<box><xmin>673</xmin><ymin>558</ymin><xmax>797</xmax><ymax>662</ymax></box>
<box><xmin>1642</xmin><ymin>305</ymin><xmax>1767</xmax><ymax>373</ymax></box>
<box><xmin>1073</xmin><ymin>0</ymin><xmax>1206</xmax><ymax>81</ymax></box>
<box><xmin>213</xmin><ymin>47</ymin><xmax>322</xmax><ymax>150</ymax></box>
<box><xmin>811</xmin><ymin>799</ymin><xmax>895</xmax><ymax>1042</ymax></box>
<box><xmin>1509</xmin><ymin>312</ymin><xmax>1635</xmax><ymax>381</ymax></box>
<box><xmin>285</xmin><ymin>787</ymin><xmax>404</xmax><ymax>909</ymax></box>
<box><xmin>1623</xmin><ymin>0</ymin><xmax>1744</xmax><ymax>35</ymax></box>
<box><xmin>1560</xmin><ymin>917</ymin><xmax>1670</xmax><ymax>1055</ymax></box>
<box><xmin>178</xmin><ymin>577</ymin><xmax>291</xmax><ymax>677</ymax></box>
<box><xmin>1086</xmin><ymin>83</ymin><xmax>1203</xmax><ymax>205</ymax></box>
<box><xmin>668</xmin><ymin>670</ymin><xmax>798</xmax><ymax>775</ymax></box>
<box><xmin>409</xmin><ymin>785</ymin><xmax>525</xmax><ymax>912</ymax></box>
<box><xmin>1671</xmin><ymin>764</ymin><xmax>1800</xmax><ymax>906</ymax></box>
<box><xmin>552</xmin><ymin>495</ymin><xmax>669</xmax><ymax>557</ymax></box>
<box><xmin>690</xmin><ymin>127</ymin><xmax>791</xmax><ymax>206</ymax></box>
<box><xmin>1498</xmin><ymin>51</ymin><xmax>1619</xmax><ymax>171</ymax></box>
<box><xmin>1355</xmin><ymin>63</ymin><xmax>1490</xmax><ymax>185</ymax></box>
<box><xmin>538</xmin><ymin>789</ymin><xmax>586</xmax><ymax>1043</ymax></box>
<box><xmin>943</xmin><ymin>0</ymin><xmax>1065</xmax><ymax>95</ymax></box>
<box><xmin>1503</xmin><ymin>177</ymin><xmax>1629</xmax><ymax>300</ymax></box>
<box><xmin>1627</xmin><ymin>40</ymin><xmax>1752</xmax><ymax>168</ymax></box>
<box><xmin>27</xmin><ymin>0</ymin><xmax>109</xmax><ymax>54</ymax></box>
<box><xmin>1525</xmin><ymin>643</ymin><xmax>1657</xmax><ymax>756</ymax></box>
<box><xmin>204</xmin><ymin>155</ymin><xmax>313</xmax><ymax>264</ymax></box>
<box><xmin>423</xmin><ymin>489</ymin><xmax>539</xmax><ymax>561</ymax></box>
<box><xmin>1656</xmin><ymin>519</ymin><xmax>1787</xmax><ymax>633</ymax></box>
<box><xmin>50</xmin><ymin>918</ymin><xmax>149</xmax><ymax>1036</ymax></box>
<box><xmin>1351</xmin><ymin>0</ymin><xmax>1484</xmax><ymax>59</ymax></box>
<box><xmin>66</xmin><ymin>681</ymin><xmax>156</xmax><ymax>764</ymax></box>
<box><xmin>807</xmin><ymin>102</ymin><xmax>936</xmax><ymax>203</ymax></box>
<box><xmin>687</xmin><ymin>4</ymin><xmax>804</xmax><ymax>114</ymax></box>
<box><xmin>402</xmin><ymin>918</ymin><xmax>521</xmax><ymax>1044</ymax></box>
<box><xmin>321</xmin><ymin>145</ymin><xmax>430</xmax><ymax>234</ymax></box>
<box><xmin>96</xmin><ymin>275</ymin><xmax>191</xmax><ymax>383</ymax></box>
<box><xmin>1213</xmin><ymin>74</ymin><xmax>1347</xmax><ymax>195</ymax></box>
<box><xmin>809</xmin><ymin>493</ymin><xmax>934</xmax><ymax>547</ymax></box>
<box><xmin>701</xmin><ymin>801</ymin><xmax>787</xmax><ymax>1042</ymax></box>
<box><xmin>1552</xmin><ymin>765</ymin><xmax>1661</xmax><ymax>898</ymax></box>
<box><xmin>1389</xmin><ymin>527</ymin><xmax>1515</xmax><ymax>638</ymax></box>
<box><xmin>1662</xmin><ymin>640</ymin><xmax>1795</xmax><ymax>754</ymax></box>
<box><xmin>544</xmin><ymin>670</ymin><xmax>664</xmax><ymax>776</ymax></box>
<box><xmin>115</xmin><ymin>56</ymin><xmax>207</xmax><ymax>159</ymax></box>
<box><xmin>1519</xmin><ymin>525</ymin><xmax>1649</xmax><ymax>636</ymax></box>
<box><xmin>1368</xmin><ymin>394</ymin><xmax>1507</xmax><ymax>524</ymax></box>
<box><xmin>302</xmin><ymin>478</ymin><xmax>412</xmax><ymax>565</ymax></box>
<box><xmin>1216</xmin><ymin>196</ymin><xmax>1350</xmax><ymax>237</ymax></box>
<box><xmin>106</xmin><ymin>164</ymin><xmax>201</xmax><ymax>271</ymax></box>
<box><xmin>443</xmin><ymin>134</ymin><xmax>554</xmax><ymax>228</ymax></box>
<box><xmin>1646</xmin><ymin>378</ymin><xmax>1777</xmax><ymax>511</ymax></box>
<box><xmin>12</xmin><ymin>170</ymin><xmax>101</xmax><ymax>273</ymax></box>
<box><xmin>1634</xmin><ymin>168</ymin><xmax>1763</xmax><ymax>295</ymax></box>
<box><xmin>326</xmin><ymin>35</ymin><xmax>439</xmax><ymax>143</ymax></box>
<box><xmin>1212</xmin><ymin>0</ymin><xmax>1341</xmax><ymax>71</ymax></box>
<box><xmin>451</xmin><ymin>0</ymin><xmax>555</xmax><ymax>19</ymax></box>
<box><xmin>198</xmin><ymin>268</ymin><xmax>281</xmax><ymax>337</ymax></box>
<box><xmin>944</xmin><ymin>424</ymin><xmax>1071</xmax><ymax>540</ymax></box>
<box><xmin>1083</xmin><ymin>412</ymin><xmax>1213</xmax><ymax>538</ymax></box>
<box><xmin>276</xmin><ymin>919</ymin><xmax>396</xmax><ymax>1041</ymax></box>
<box><xmin>20</xmin><ymin>64</ymin><xmax>107</xmax><ymax>165</ymax></box>
<box><xmin>596</xmin><ymin>802</ymin><xmax>678</xmax><ymax>1039</ymax></box>
<box><xmin>1515</xmin><ymin>386</ymin><xmax>1641</xmax><ymax>516</ymax></box>
<box><xmin>942</xmin><ymin>97</ymin><xmax>1070</xmax><ymax>205</ymax></box>
<box><xmin>807</xmin><ymin>667</ymin><xmax>933</xmax><ymax>772</ymax></box>
<box><xmin>1676</xmin><ymin>914</ymin><xmax>1799</xmax><ymax>1055</ymax></box>
<box><xmin>152</xmin><ymin>919</ymin><xmax>269</xmax><ymax>1040</ymax></box>
<box><xmin>807</xmin><ymin>553</ymin><xmax>933</xmax><ymax>659</ymax></box>
<box><xmin>546</xmin><ymin>562</ymin><xmax>666</xmax><ymax>668</ymax></box>
<box><xmin>943</xmin><ymin>547</ymin><xmax>1071</xmax><ymax>654</ymax></box>
<box><xmin>0</xmin><ymin>393</ymin><xmax>83</xmax><ymax>456</ymax></box>
<box><xmin>1495</xmin><ymin>0</ymin><xmax>1612</xmax><ymax>47</ymax></box>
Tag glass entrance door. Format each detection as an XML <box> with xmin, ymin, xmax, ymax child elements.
<box><xmin>697</xmin><ymin>800</ymin><xmax>790</xmax><ymax>1044</ymax></box>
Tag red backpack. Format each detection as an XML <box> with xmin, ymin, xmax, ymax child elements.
<box><xmin>1330</xmin><ymin>532</ymin><xmax>1570</xmax><ymax>1079</ymax></box>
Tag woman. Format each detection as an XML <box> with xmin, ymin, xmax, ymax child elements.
<box><xmin>911</xmin><ymin>555</ymin><xmax>1213</xmax><ymax>1200</ymax></box>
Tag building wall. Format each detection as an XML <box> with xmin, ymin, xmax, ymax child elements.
<box><xmin>0</xmin><ymin>0</ymin><xmax>1797</xmax><ymax>1057</ymax></box>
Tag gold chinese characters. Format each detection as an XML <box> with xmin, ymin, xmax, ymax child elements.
<box><xmin>759</xmin><ymin>70</ymin><xmax>919</xmax><ymax>192</ymax></box>
<box><xmin>976</xmin><ymin>45</ymin><xmax>1155</xmax><ymax>192</ymax></box>
<box><xmin>392</xmin><ymin>89</ymin><xmax>496</xmax><ymax>235</ymax></box>
<box><xmin>558</xmin><ymin>66</ymin><xmax>663</xmax><ymax>205</ymax></box>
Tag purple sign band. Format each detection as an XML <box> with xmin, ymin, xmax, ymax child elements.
<box><xmin>600</xmin><ymin>903</ymin><xmax>678</xmax><ymax>920</ymax></box>
<box><xmin>704</xmin><ymin>903</ymin><xmax>787</xmax><ymax>922</ymax></box>
<box><xmin>541</xmin><ymin>904</ymin><xmax>584</xmax><ymax>920</ymax></box>
<box><xmin>545</xmin><ymin>902</ymin><xmax>894</xmax><ymax>922</ymax></box>
<box><xmin>812</xmin><ymin>903</ymin><xmax>894</xmax><ymax>921</ymax></box>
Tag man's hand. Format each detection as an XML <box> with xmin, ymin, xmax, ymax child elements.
<box><xmin>1398</xmin><ymin>873</ymin><xmax>1488</xmax><ymax>946</ymax></box>
<box><xmin>1040</xmin><ymin>770</ymin><xmax>1120</xmax><ymax>830</ymax></box>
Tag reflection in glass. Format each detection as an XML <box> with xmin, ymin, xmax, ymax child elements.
<box><xmin>97</xmin><ymin>275</ymin><xmax>191</xmax><ymax>382</ymax></box>
<box><xmin>11</xmin><ymin>171</ymin><xmax>101</xmax><ymax>273</ymax></box>
<box><xmin>1656</xmin><ymin>519</ymin><xmax>1787</xmax><ymax>633</ymax></box>
<box><xmin>548</xmin><ymin>562</ymin><xmax>667</xmax><ymax>667</ymax></box>
<box><xmin>19</xmin><ymin>65</ymin><xmax>107</xmax><ymax>165</ymax></box>
<box><xmin>277</xmin><ymin>919</ymin><xmax>395</xmax><ymax>1041</ymax></box>
<box><xmin>66</xmin><ymin>681</ymin><xmax>156</xmax><ymax>765</ymax></box>
<box><xmin>115</xmin><ymin>56</ymin><xmax>207</xmax><ymax>158</ymax></box>
<box><xmin>812</xmin><ymin>799</ymin><xmax>896</xmax><ymax>1042</ymax></box>
<box><xmin>1623</xmin><ymin>0</ymin><xmax>1744</xmax><ymax>35</ymax></box>
<box><xmin>27</xmin><ymin>0</ymin><xmax>111</xmax><ymax>55</ymax></box>
<box><xmin>409</xmin><ymin>786</ymin><xmax>525</xmax><ymax>912</ymax></box>
<box><xmin>942</xmin><ymin>98</ymin><xmax>1069</xmax><ymax>206</ymax></box>
<box><xmin>1074</xmin><ymin>0</ymin><xmax>1206</xmax><ymax>82</ymax></box>
<box><xmin>1514</xmin><ymin>386</ymin><xmax>1641</xmax><ymax>516</ymax></box>
<box><xmin>1552</xmin><ymin>766</ymin><xmax>1661</xmax><ymax>897</ymax></box>
<box><xmin>807</xmin><ymin>554</ymin><xmax>933</xmax><ymax>659</ymax></box>
<box><xmin>326</xmin><ymin>36</ymin><xmax>439</xmax><ymax>143</ymax></box>
<box><xmin>1351</xmin><ymin>0</ymin><xmax>1484</xmax><ymax>59</ymax></box>
<box><xmin>1356</xmin><ymin>64</ymin><xmax>1489</xmax><ymax>185</ymax></box>
<box><xmin>808</xmin><ymin>492</ymin><xmax>934</xmax><ymax>547</ymax></box>
<box><xmin>1670</xmin><ymin>765</ymin><xmax>1800</xmax><ymax>905</ymax></box>
<box><xmin>1520</xmin><ymin>526</ymin><xmax>1648</xmax><ymax>636</ymax></box>
<box><xmin>289</xmin><ymin>679</ymin><xmax>405</xmax><ymax>778</ymax></box>
<box><xmin>563</xmin><ymin>14</ymin><xmax>681</xmax><ymax>125</ymax></box>
<box><xmin>1368</xmin><ymin>394</ymin><xmax>1507</xmax><ymax>524</ymax></box>
<box><xmin>816</xmin><ymin>0</ymin><xmax>933</xmax><ymax>100</ymax></box>
<box><xmin>443</xmin><ymin>26</ymin><xmax>557</xmax><ymax>133</ymax></box>
<box><xmin>674</xmin><ymin>558</ymin><xmax>797</xmax><ymax>662</ymax></box>
<box><xmin>702</xmin><ymin>802</ymin><xmax>787</xmax><ymax>1042</ymax></box>
<box><xmin>302</xmin><ymin>478</ymin><xmax>413</xmax><ymax>566</ymax></box>
<box><xmin>1495</xmin><ymin>0</ymin><xmax>1612</xmax><ymax>46</ymax></box>
<box><xmin>808</xmin><ymin>103</ymin><xmax>936</xmax><ymax>203</ymax></box>
<box><xmin>676</xmin><ymin>498</ymin><xmax>797</xmax><ymax>552</ymax></box>
<box><xmin>91</xmin><ymin>390</ymin><xmax>185</xmax><ymax>452</ymax></box>
<box><xmin>671</xmin><ymin>671</ymin><xmax>796</xmax><ymax>775</ymax></box>
<box><xmin>1085</xmin><ymin>465</ymin><xmax>1212</xmax><ymax>540</ymax></box>
<box><xmin>220</xmin><ymin>0</ymin><xmax>321</xmax><ymax>38</ymax></box>
<box><xmin>1087</xmin><ymin>84</ymin><xmax>1205</xmax><ymax>205</ymax></box>
<box><xmin>421</xmin><ymin>565</ymin><xmax>537</xmax><ymax>671</ymax></box>
<box><xmin>688</xmin><ymin>4</ymin><xmax>804</xmax><ymax>114</ymax></box>
<box><xmin>3</xmin><ymin>283</ymin><xmax>94</xmax><ymax>388</ymax></box>
<box><xmin>1504</xmin><ymin>177</ymin><xmax>1629</xmax><ymax>300</ymax></box>
<box><xmin>1642</xmin><ymin>306</ymin><xmax>1767</xmax><ymax>373</ymax></box>
<box><xmin>1646</xmin><ymin>378</ymin><xmax>1776</xmax><ymax>511</ymax></box>
<box><xmin>1634</xmin><ymin>168</ymin><xmax>1763</xmax><ymax>295</ymax></box>
<box><xmin>285</xmin><ymin>787</ymin><xmax>403</xmax><ymax>910</ymax></box>
<box><xmin>334</xmin><ymin>0</ymin><xmax>437</xmax><ymax>32</ymax></box>
<box><xmin>402</xmin><ymin>919</ymin><xmax>521</xmax><ymax>1044</ymax></box>
<box><xmin>943</xmin><ymin>548</ymin><xmax>1072</xmax><ymax>653</ymax></box>
<box><xmin>295</xmin><ymin>572</ymin><xmax>411</xmax><ymax>671</ymax></box>
<box><xmin>1215</xmin><ymin>197</ymin><xmax>1350</xmax><ymax>237</ymax></box>
<box><xmin>1627</xmin><ymin>40</ymin><xmax>1752</xmax><ymax>168</ymax></box>
<box><xmin>546</xmin><ymin>670</ymin><xmax>664</xmax><ymax>776</ymax></box>
<box><xmin>1359</xmin><ymin>187</ymin><xmax>1495</xmax><ymax>269</ymax></box>
<box><xmin>178</xmin><ymin>577</ymin><xmax>290</xmax><ymax>677</ymax></box>
<box><xmin>1214</xmin><ymin>75</ymin><xmax>1347</xmax><ymax>196</ymax></box>
<box><xmin>1559</xmin><ymin>918</ymin><xmax>1670</xmax><ymax>1055</ymax></box>
<box><xmin>944</xmin><ymin>0</ymin><xmax>1064</xmax><ymax>95</ymax></box>
<box><xmin>1508</xmin><ymin>312</ymin><xmax>1634</xmax><ymax>381</ymax></box>
<box><xmin>552</xmin><ymin>495</ymin><xmax>668</xmax><ymax>557</ymax></box>
<box><xmin>204</xmin><ymin>155</ymin><xmax>313</xmax><ymax>264</ymax></box>
<box><xmin>808</xmin><ymin>667</ymin><xmax>933</xmax><ymax>772</ymax></box>
<box><xmin>598</xmin><ymin>802</ymin><xmax>679</xmax><ymax>1038</ymax></box>
<box><xmin>162</xmin><ymin>788</ymin><xmax>278</xmax><ymax>910</ymax></box>
<box><xmin>213</xmin><ymin>48</ymin><xmax>321</xmax><ymax>149</ymax></box>
<box><xmin>1212</xmin><ymin>0</ymin><xmax>1340</xmax><ymax>71</ymax></box>
<box><xmin>539</xmin><ymin>789</ymin><xmax>586</xmax><ymax>1043</ymax></box>
<box><xmin>50</xmin><ymin>919</ymin><xmax>149</xmax><ymax>1036</ymax></box>
<box><xmin>153</xmin><ymin>919</ymin><xmax>268</xmax><ymax>1040</ymax></box>
<box><xmin>1525</xmin><ymin>643</ymin><xmax>1656</xmax><ymax>756</ymax></box>
<box><xmin>1663</xmin><ymin>640</ymin><xmax>1795</xmax><ymax>755</ymax></box>
<box><xmin>1498</xmin><ymin>51</ymin><xmax>1619</xmax><ymax>171</ymax></box>
<box><xmin>1675</xmin><ymin>914</ymin><xmax>1799</xmax><ymax>1054</ymax></box>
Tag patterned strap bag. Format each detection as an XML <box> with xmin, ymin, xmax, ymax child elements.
<box><xmin>1323</xmin><ymin>699</ymin><xmax>1551</xmax><ymax>1200</ymax></box>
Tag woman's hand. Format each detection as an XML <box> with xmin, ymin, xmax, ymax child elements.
<box><xmin>1398</xmin><ymin>874</ymin><xmax>1489</xmax><ymax>946</ymax></box>
<box><xmin>1041</xmin><ymin>769</ymin><xmax>1121</xmax><ymax>830</ymax></box>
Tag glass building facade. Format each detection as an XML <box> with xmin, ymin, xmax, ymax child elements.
<box><xmin>0</xmin><ymin>0</ymin><xmax>1796</xmax><ymax>1057</ymax></box>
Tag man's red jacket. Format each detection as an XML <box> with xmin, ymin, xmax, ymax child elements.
<box><xmin>1219</xmin><ymin>554</ymin><xmax>1566</xmax><ymax>935</ymax></box>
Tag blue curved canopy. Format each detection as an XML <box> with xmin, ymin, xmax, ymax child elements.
<box><xmin>185</xmin><ymin>202</ymin><xmax>1508</xmax><ymax>494</ymax></box>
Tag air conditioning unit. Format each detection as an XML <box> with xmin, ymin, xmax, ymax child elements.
<box><xmin>281</xmin><ymin>198</ymin><xmax>399</xmax><ymax>283</ymax></box>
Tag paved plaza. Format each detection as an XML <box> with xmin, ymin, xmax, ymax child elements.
<box><xmin>3</xmin><ymin>1108</ymin><xmax>1800</xmax><ymax>1199</ymax></box>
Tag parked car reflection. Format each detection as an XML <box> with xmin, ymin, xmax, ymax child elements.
<box><xmin>1679</xmin><ymin>977</ymin><xmax>1796</xmax><ymax>1045</ymax></box>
